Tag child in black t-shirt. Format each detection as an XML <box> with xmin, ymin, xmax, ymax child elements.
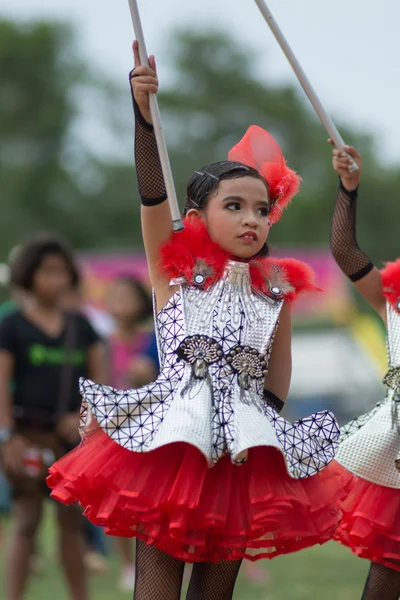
<box><xmin>0</xmin><ymin>235</ymin><xmax>105</xmax><ymax>600</ymax></box>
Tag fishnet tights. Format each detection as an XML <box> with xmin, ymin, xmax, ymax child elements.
<box><xmin>133</xmin><ymin>540</ymin><xmax>242</xmax><ymax>600</ymax></box>
<box><xmin>186</xmin><ymin>558</ymin><xmax>242</xmax><ymax>600</ymax></box>
<box><xmin>361</xmin><ymin>562</ymin><xmax>400</xmax><ymax>600</ymax></box>
<box><xmin>134</xmin><ymin>540</ymin><xmax>184</xmax><ymax>600</ymax></box>
<box><xmin>132</xmin><ymin>98</ymin><xmax>167</xmax><ymax>204</ymax></box>
<box><xmin>330</xmin><ymin>184</ymin><xmax>373</xmax><ymax>282</ymax></box>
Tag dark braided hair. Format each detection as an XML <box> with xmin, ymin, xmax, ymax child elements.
<box><xmin>184</xmin><ymin>160</ymin><xmax>271</xmax><ymax>257</ymax></box>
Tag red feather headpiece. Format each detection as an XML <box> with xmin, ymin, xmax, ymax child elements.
<box><xmin>228</xmin><ymin>125</ymin><xmax>301</xmax><ymax>224</ymax></box>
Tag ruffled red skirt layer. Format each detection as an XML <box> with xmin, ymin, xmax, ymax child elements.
<box><xmin>335</xmin><ymin>475</ymin><xmax>400</xmax><ymax>571</ymax></box>
<box><xmin>47</xmin><ymin>430</ymin><xmax>352</xmax><ymax>562</ymax></box>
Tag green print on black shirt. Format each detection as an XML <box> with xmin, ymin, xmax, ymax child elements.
<box><xmin>0</xmin><ymin>310</ymin><xmax>100</xmax><ymax>415</ymax></box>
<box><xmin>29</xmin><ymin>344</ymin><xmax>86</xmax><ymax>367</ymax></box>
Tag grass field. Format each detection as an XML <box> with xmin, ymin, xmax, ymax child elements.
<box><xmin>1</xmin><ymin>504</ymin><xmax>369</xmax><ymax>599</ymax></box>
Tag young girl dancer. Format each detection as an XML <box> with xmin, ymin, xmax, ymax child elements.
<box><xmin>47</xmin><ymin>43</ymin><xmax>350</xmax><ymax>599</ymax></box>
<box><xmin>330</xmin><ymin>143</ymin><xmax>400</xmax><ymax>600</ymax></box>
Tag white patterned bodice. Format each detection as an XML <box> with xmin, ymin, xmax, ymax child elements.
<box><xmin>154</xmin><ymin>261</ymin><xmax>283</xmax><ymax>462</ymax></box>
<box><xmin>81</xmin><ymin>260</ymin><xmax>339</xmax><ymax>478</ymax></box>
<box><xmin>156</xmin><ymin>260</ymin><xmax>283</xmax><ymax>390</ymax></box>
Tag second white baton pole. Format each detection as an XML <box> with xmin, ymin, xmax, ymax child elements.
<box><xmin>253</xmin><ymin>0</ymin><xmax>358</xmax><ymax>172</ymax></box>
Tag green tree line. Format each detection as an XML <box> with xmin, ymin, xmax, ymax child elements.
<box><xmin>1</xmin><ymin>19</ymin><xmax>399</xmax><ymax>264</ymax></box>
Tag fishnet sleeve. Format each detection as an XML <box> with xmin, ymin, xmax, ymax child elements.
<box><xmin>330</xmin><ymin>181</ymin><xmax>374</xmax><ymax>282</ymax></box>
<box><xmin>132</xmin><ymin>94</ymin><xmax>167</xmax><ymax>206</ymax></box>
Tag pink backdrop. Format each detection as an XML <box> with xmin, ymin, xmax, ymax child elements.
<box><xmin>79</xmin><ymin>249</ymin><xmax>352</xmax><ymax>323</ymax></box>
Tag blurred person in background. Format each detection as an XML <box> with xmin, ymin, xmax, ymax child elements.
<box><xmin>0</xmin><ymin>245</ymin><xmax>42</xmax><ymax>574</ymax></box>
<box><xmin>0</xmin><ymin>466</ymin><xmax>11</xmax><ymax>551</ymax></box>
<box><xmin>107</xmin><ymin>275</ymin><xmax>158</xmax><ymax>389</ymax></box>
<box><xmin>106</xmin><ymin>274</ymin><xmax>159</xmax><ymax>591</ymax></box>
<box><xmin>330</xmin><ymin>143</ymin><xmax>400</xmax><ymax>600</ymax></box>
<box><xmin>0</xmin><ymin>234</ymin><xmax>106</xmax><ymax>600</ymax></box>
<box><xmin>0</xmin><ymin>247</ymin><xmax>26</xmax><ymax>322</ymax></box>
<box><xmin>65</xmin><ymin>279</ymin><xmax>115</xmax><ymax>342</ymax></box>
<box><xmin>63</xmin><ymin>279</ymin><xmax>113</xmax><ymax>576</ymax></box>
<box><xmin>0</xmin><ymin>248</ymin><xmax>22</xmax><ymax>559</ymax></box>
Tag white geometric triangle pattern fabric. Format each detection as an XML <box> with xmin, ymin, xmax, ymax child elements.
<box><xmin>209</xmin><ymin>305</ymin><xmax>241</xmax><ymax>462</ymax></box>
<box><xmin>336</xmin><ymin>303</ymin><xmax>400</xmax><ymax>488</ymax></box>
<box><xmin>80</xmin><ymin>265</ymin><xmax>340</xmax><ymax>480</ymax></box>
<box><xmin>80</xmin><ymin>292</ymin><xmax>185</xmax><ymax>450</ymax></box>
<box><xmin>265</xmin><ymin>407</ymin><xmax>339</xmax><ymax>478</ymax></box>
<box><xmin>336</xmin><ymin>391</ymin><xmax>400</xmax><ymax>488</ymax></box>
<box><xmin>340</xmin><ymin>399</ymin><xmax>383</xmax><ymax>441</ymax></box>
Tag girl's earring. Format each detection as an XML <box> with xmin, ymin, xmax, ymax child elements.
<box><xmin>268</xmin><ymin>219</ymin><xmax>271</xmax><ymax>227</ymax></box>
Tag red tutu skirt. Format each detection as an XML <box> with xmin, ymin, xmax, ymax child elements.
<box><xmin>47</xmin><ymin>430</ymin><xmax>352</xmax><ymax>562</ymax></box>
<box><xmin>335</xmin><ymin>475</ymin><xmax>400</xmax><ymax>571</ymax></box>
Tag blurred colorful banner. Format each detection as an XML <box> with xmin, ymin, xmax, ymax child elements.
<box><xmin>79</xmin><ymin>249</ymin><xmax>353</xmax><ymax>323</ymax></box>
<box><xmin>79</xmin><ymin>252</ymin><xmax>149</xmax><ymax>309</ymax></box>
<box><xmin>275</xmin><ymin>249</ymin><xmax>353</xmax><ymax>324</ymax></box>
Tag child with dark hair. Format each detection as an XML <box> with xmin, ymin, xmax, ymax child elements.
<box><xmin>107</xmin><ymin>276</ymin><xmax>158</xmax><ymax>388</ymax></box>
<box><xmin>47</xmin><ymin>43</ymin><xmax>350</xmax><ymax>600</ymax></box>
<box><xmin>107</xmin><ymin>274</ymin><xmax>159</xmax><ymax>590</ymax></box>
<box><xmin>0</xmin><ymin>234</ymin><xmax>105</xmax><ymax>600</ymax></box>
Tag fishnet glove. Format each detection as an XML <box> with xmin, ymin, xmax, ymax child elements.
<box><xmin>131</xmin><ymin>77</ymin><xmax>167</xmax><ymax>206</ymax></box>
<box><xmin>330</xmin><ymin>181</ymin><xmax>373</xmax><ymax>282</ymax></box>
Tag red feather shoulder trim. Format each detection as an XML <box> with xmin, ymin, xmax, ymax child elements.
<box><xmin>159</xmin><ymin>219</ymin><xmax>320</xmax><ymax>300</ymax></box>
<box><xmin>381</xmin><ymin>260</ymin><xmax>400</xmax><ymax>309</ymax></box>
<box><xmin>159</xmin><ymin>220</ymin><xmax>227</xmax><ymax>289</ymax></box>
<box><xmin>257</xmin><ymin>258</ymin><xmax>321</xmax><ymax>303</ymax></box>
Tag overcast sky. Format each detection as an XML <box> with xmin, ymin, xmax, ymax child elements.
<box><xmin>2</xmin><ymin>0</ymin><xmax>398</xmax><ymax>163</ymax></box>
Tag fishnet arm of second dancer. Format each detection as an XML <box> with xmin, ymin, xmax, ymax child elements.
<box><xmin>331</xmin><ymin>142</ymin><xmax>400</xmax><ymax>600</ymax></box>
<box><xmin>129</xmin><ymin>40</ymin><xmax>176</xmax><ymax>313</ymax></box>
<box><xmin>329</xmin><ymin>141</ymin><xmax>386</xmax><ymax>323</ymax></box>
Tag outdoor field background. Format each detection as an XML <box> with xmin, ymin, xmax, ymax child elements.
<box><xmin>1</xmin><ymin>504</ymin><xmax>369</xmax><ymax>600</ymax></box>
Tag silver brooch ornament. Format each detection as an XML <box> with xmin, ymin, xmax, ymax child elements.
<box><xmin>191</xmin><ymin>259</ymin><xmax>214</xmax><ymax>288</ymax></box>
<box><xmin>270</xmin><ymin>285</ymin><xmax>282</xmax><ymax>296</ymax></box>
<box><xmin>226</xmin><ymin>345</ymin><xmax>267</xmax><ymax>390</ymax></box>
<box><xmin>383</xmin><ymin>366</ymin><xmax>400</xmax><ymax>391</ymax></box>
<box><xmin>176</xmin><ymin>335</ymin><xmax>223</xmax><ymax>379</ymax></box>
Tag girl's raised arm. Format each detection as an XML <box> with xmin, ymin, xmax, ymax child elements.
<box><xmin>130</xmin><ymin>41</ymin><xmax>174</xmax><ymax>307</ymax></box>
<box><xmin>330</xmin><ymin>143</ymin><xmax>386</xmax><ymax>322</ymax></box>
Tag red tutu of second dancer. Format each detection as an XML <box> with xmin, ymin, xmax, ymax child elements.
<box><xmin>47</xmin><ymin>430</ymin><xmax>352</xmax><ymax>563</ymax></box>
<box><xmin>335</xmin><ymin>475</ymin><xmax>400</xmax><ymax>571</ymax></box>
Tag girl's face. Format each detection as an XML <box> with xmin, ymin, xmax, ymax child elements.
<box><xmin>108</xmin><ymin>281</ymin><xmax>143</xmax><ymax>324</ymax></box>
<box><xmin>32</xmin><ymin>254</ymin><xmax>72</xmax><ymax>304</ymax></box>
<box><xmin>190</xmin><ymin>176</ymin><xmax>271</xmax><ymax>259</ymax></box>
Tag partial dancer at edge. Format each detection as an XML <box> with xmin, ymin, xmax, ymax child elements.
<box><xmin>331</xmin><ymin>142</ymin><xmax>400</xmax><ymax>600</ymax></box>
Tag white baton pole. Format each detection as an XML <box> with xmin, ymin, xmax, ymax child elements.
<box><xmin>253</xmin><ymin>0</ymin><xmax>358</xmax><ymax>172</ymax></box>
<box><xmin>127</xmin><ymin>0</ymin><xmax>184</xmax><ymax>230</ymax></box>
